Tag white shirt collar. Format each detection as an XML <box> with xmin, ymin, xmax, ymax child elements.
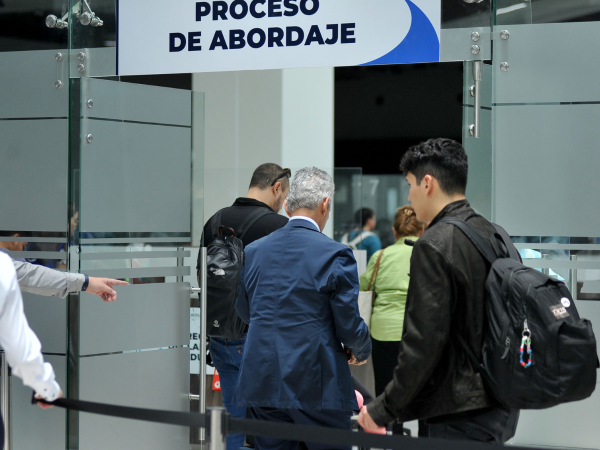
<box><xmin>289</xmin><ymin>216</ymin><xmax>320</xmax><ymax>232</ymax></box>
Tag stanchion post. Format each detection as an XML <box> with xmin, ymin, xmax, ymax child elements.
<box><xmin>542</xmin><ymin>254</ymin><xmax>550</xmax><ymax>276</ymax></box>
<box><xmin>1</xmin><ymin>352</ymin><xmax>11</xmax><ymax>450</ymax></box>
<box><xmin>208</xmin><ymin>407</ymin><xmax>226</xmax><ymax>450</ymax></box>
<box><xmin>570</xmin><ymin>255</ymin><xmax>578</xmax><ymax>301</ymax></box>
<box><xmin>176</xmin><ymin>246</ymin><xmax>184</xmax><ymax>283</ymax></box>
<box><xmin>200</xmin><ymin>247</ymin><xmax>208</xmax><ymax>443</ymax></box>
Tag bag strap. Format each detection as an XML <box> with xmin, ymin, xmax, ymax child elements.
<box><xmin>205</xmin><ymin>208</ymin><xmax>226</xmax><ymax>246</ymax></box>
<box><xmin>492</xmin><ymin>223</ymin><xmax>520</xmax><ymax>261</ymax></box>
<box><xmin>366</xmin><ymin>250</ymin><xmax>384</xmax><ymax>291</ymax></box>
<box><xmin>236</xmin><ymin>208</ymin><xmax>274</xmax><ymax>242</ymax></box>
<box><xmin>441</xmin><ymin>217</ymin><xmax>497</xmax><ymax>369</ymax></box>
<box><xmin>455</xmin><ymin>330</ymin><xmax>482</xmax><ymax>367</ymax></box>
<box><xmin>348</xmin><ymin>231</ymin><xmax>375</xmax><ymax>248</ymax></box>
<box><xmin>439</xmin><ymin>217</ymin><xmax>498</xmax><ymax>264</ymax></box>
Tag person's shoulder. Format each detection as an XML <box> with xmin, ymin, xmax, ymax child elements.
<box><xmin>0</xmin><ymin>253</ymin><xmax>16</xmax><ymax>288</ymax></box>
<box><xmin>363</xmin><ymin>233</ymin><xmax>382</xmax><ymax>244</ymax></box>
<box><xmin>0</xmin><ymin>252</ymin><xmax>11</xmax><ymax>268</ymax></box>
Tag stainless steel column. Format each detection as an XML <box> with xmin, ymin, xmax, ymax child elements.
<box><xmin>176</xmin><ymin>246</ymin><xmax>184</xmax><ymax>283</ymax></box>
<box><xmin>472</xmin><ymin>60</ymin><xmax>483</xmax><ymax>138</ymax></box>
<box><xmin>570</xmin><ymin>255</ymin><xmax>578</xmax><ymax>301</ymax></box>
<box><xmin>1</xmin><ymin>352</ymin><xmax>11</xmax><ymax>450</ymax></box>
<box><xmin>542</xmin><ymin>254</ymin><xmax>550</xmax><ymax>276</ymax></box>
<box><xmin>199</xmin><ymin>247</ymin><xmax>208</xmax><ymax>442</ymax></box>
<box><xmin>208</xmin><ymin>408</ymin><xmax>226</xmax><ymax>450</ymax></box>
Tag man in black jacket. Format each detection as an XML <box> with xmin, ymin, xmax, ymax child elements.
<box><xmin>358</xmin><ymin>138</ymin><xmax>519</xmax><ymax>443</ymax></box>
<box><xmin>202</xmin><ymin>163</ymin><xmax>290</xmax><ymax>450</ymax></box>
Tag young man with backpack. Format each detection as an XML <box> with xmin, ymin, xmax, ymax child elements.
<box><xmin>358</xmin><ymin>138</ymin><xmax>521</xmax><ymax>442</ymax></box>
<box><xmin>201</xmin><ymin>163</ymin><xmax>290</xmax><ymax>450</ymax></box>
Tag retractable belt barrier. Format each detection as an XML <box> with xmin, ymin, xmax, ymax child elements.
<box><xmin>35</xmin><ymin>396</ymin><xmax>570</xmax><ymax>450</ymax></box>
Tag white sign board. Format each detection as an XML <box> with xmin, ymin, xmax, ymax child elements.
<box><xmin>118</xmin><ymin>0</ymin><xmax>440</xmax><ymax>75</ymax></box>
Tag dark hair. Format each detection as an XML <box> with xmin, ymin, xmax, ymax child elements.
<box><xmin>249</xmin><ymin>163</ymin><xmax>289</xmax><ymax>190</ymax></box>
<box><xmin>399</xmin><ymin>138</ymin><xmax>468</xmax><ymax>196</ymax></box>
<box><xmin>393</xmin><ymin>205</ymin><xmax>425</xmax><ymax>238</ymax></box>
<box><xmin>355</xmin><ymin>208</ymin><xmax>375</xmax><ymax>228</ymax></box>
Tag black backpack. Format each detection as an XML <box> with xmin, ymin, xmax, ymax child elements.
<box><xmin>441</xmin><ymin>217</ymin><xmax>598</xmax><ymax>410</ymax></box>
<box><xmin>198</xmin><ymin>207</ymin><xmax>273</xmax><ymax>339</ymax></box>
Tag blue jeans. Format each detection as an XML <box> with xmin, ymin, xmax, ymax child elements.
<box><xmin>209</xmin><ymin>336</ymin><xmax>247</xmax><ymax>450</ymax></box>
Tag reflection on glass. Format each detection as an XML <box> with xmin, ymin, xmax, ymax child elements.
<box><xmin>333</xmin><ymin>168</ymin><xmax>362</xmax><ymax>242</ymax></box>
<box><xmin>0</xmin><ymin>1</ymin><xmax>68</xmax><ymax>52</ymax></box>
<box><xmin>442</xmin><ymin>0</ymin><xmax>491</xmax><ymax>29</ymax></box>
<box><xmin>496</xmin><ymin>0</ymin><xmax>600</xmax><ymax>24</ymax></box>
<box><xmin>531</xmin><ymin>0</ymin><xmax>600</xmax><ymax>24</ymax></box>
<box><xmin>69</xmin><ymin>0</ymin><xmax>116</xmax><ymax>50</ymax></box>
<box><xmin>511</xmin><ymin>236</ymin><xmax>600</xmax><ymax>301</ymax></box>
<box><xmin>495</xmin><ymin>0</ymin><xmax>533</xmax><ymax>25</ymax></box>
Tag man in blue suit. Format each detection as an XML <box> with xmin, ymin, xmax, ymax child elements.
<box><xmin>235</xmin><ymin>167</ymin><xmax>372</xmax><ymax>450</ymax></box>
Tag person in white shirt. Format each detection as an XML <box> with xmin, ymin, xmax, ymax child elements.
<box><xmin>0</xmin><ymin>252</ymin><xmax>63</xmax><ymax>448</ymax></box>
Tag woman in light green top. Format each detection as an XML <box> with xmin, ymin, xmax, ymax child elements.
<box><xmin>359</xmin><ymin>205</ymin><xmax>425</xmax><ymax>396</ymax></box>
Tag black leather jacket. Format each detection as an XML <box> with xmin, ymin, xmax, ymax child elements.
<box><xmin>368</xmin><ymin>200</ymin><xmax>504</xmax><ymax>425</ymax></box>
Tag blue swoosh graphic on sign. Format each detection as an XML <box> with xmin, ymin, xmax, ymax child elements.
<box><xmin>363</xmin><ymin>0</ymin><xmax>440</xmax><ymax>66</ymax></box>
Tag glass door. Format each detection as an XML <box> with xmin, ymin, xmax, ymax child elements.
<box><xmin>66</xmin><ymin>76</ymin><xmax>198</xmax><ymax>450</ymax></box>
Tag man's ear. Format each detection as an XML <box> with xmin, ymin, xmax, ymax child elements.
<box><xmin>323</xmin><ymin>197</ymin><xmax>331</xmax><ymax>213</ymax></box>
<box><xmin>423</xmin><ymin>175</ymin><xmax>434</xmax><ymax>195</ymax></box>
<box><xmin>272</xmin><ymin>181</ymin><xmax>282</xmax><ymax>195</ymax></box>
<box><xmin>284</xmin><ymin>199</ymin><xmax>292</xmax><ymax>217</ymax></box>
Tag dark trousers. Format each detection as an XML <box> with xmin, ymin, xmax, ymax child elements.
<box><xmin>371</xmin><ymin>338</ymin><xmax>405</xmax><ymax>434</ymax></box>
<box><xmin>372</xmin><ymin>337</ymin><xmax>429</xmax><ymax>437</ymax></box>
<box><xmin>250</xmin><ymin>407</ymin><xmax>351</xmax><ymax>450</ymax></box>
<box><xmin>371</xmin><ymin>337</ymin><xmax>401</xmax><ymax>397</ymax></box>
<box><xmin>428</xmin><ymin>406</ymin><xmax>520</xmax><ymax>444</ymax></box>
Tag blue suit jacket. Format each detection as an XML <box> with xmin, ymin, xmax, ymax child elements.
<box><xmin>234</xmin><ymin>218</ymin><xmax>371</xmax><ymax>411</ymax></box>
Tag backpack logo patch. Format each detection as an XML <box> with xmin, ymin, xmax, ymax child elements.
<box><xmin>212</xmin><ymin>268</ymin><xmax>226</xmax><ymax>276</ymax></box>
<box><xmin>550</xmin><ymin>304</ymin><xmax>570</xmax><ymax>319</ymax></box>
<box><xmin>561</xmin><ymin>297</ymin><xmax>571</xmax><ymax>308</ymax></box>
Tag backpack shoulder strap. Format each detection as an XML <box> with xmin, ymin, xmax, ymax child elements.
<box><xmin>492</xmin><ymin>223</ymin><xmax>521</xmax><ymax>262</ymax></box>
<box><xmin>236</xmin><ymin>208</ymin><xmax>275</xmax><ymax>242</ymax></box>
<box><xmin>348</xmin><ymin>230</ymin><xmax>375</xmax><ymax>248</ymax></box>
<box><xmin>455</xmin><ymin>330</ymin><xmax>482</xmax><ymax>367</ymax></box>
<box><xmin>202</xmin><ymin>208</ymin><xmax>226</xmax><ymax>247</ymax></box>
<box><xmin>439</xmin><ymin>217</ymin><xmax>498</xmax><ymax>264</ymax></box>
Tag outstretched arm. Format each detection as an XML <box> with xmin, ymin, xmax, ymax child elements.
<box><xmin>14</xmin><ymin>260</ymin><xmax>127</xmax><ymax>300</ymax></box>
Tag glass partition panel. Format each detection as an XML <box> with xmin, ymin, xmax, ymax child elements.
<box><xmin>359</xmin><ymin>174</ymin><xmax>411</xmax><ymax>250</ymax></box>
<box><xmin>78</xmin><ymin>349</ymin><xmax>190</xmax><ymax>450</ymax></box>
<box><xmin>0</xmin><ymin>32</ymin><xmax>70</xmax><ymax>450</ymax></box>
<box><xmin>440</xmin><ymin>0</ymin><xmax>492</xmax><ymax>61</ymax></box>
<box><xmin>491</xmin><ymin>15</ymin><xmax>600</xmax><ymax>448</ymax></box>
<box><xmin>463</xmin><ymin>63</ymin><xmax>492</xmax><ymax>220</ymax></box>
<box><xmin>493</xmin><ymin>22</ymin><xmax>600</xmax><ymax>104</ymax></box>
<box><xmin>333</xmin><ymin>168</ymin><xmax>363</xmax><ymax>244</ymax></box>
<box><xmin>12</xmin><ymin>355</ymin><xmax>66</xmax><ymax>450</ymax></box>
<box><xmin>68</xmin><ymin>0</ymin><xmax>117</xmax><ymax>77</ymax></box>
<box><xmin>68</xmin><ymin>76</ymin><xmax>195</xmax><ymax>449</ymax></box>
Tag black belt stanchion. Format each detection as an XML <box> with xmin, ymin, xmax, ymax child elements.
<box><xmin>34</xmin><ymin>396</ymin><xmax>577</xmax><ymax>450</ymax></box>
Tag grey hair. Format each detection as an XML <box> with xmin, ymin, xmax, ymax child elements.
<box><xmin>286</xmin><ymin>167</ymin><xmax>335</xmax><ymax>213</ymax></box>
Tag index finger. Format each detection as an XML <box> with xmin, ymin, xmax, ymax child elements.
<box><xmin>105</xmin><ymin>279</ymin><xmax>129</xmax><ymax>286</ymax></box>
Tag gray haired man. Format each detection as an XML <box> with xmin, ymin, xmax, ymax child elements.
<box><xmin>235</xmin><ymin>167</ymin><xmax>371</xmax><ymax>450</ymax></box>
